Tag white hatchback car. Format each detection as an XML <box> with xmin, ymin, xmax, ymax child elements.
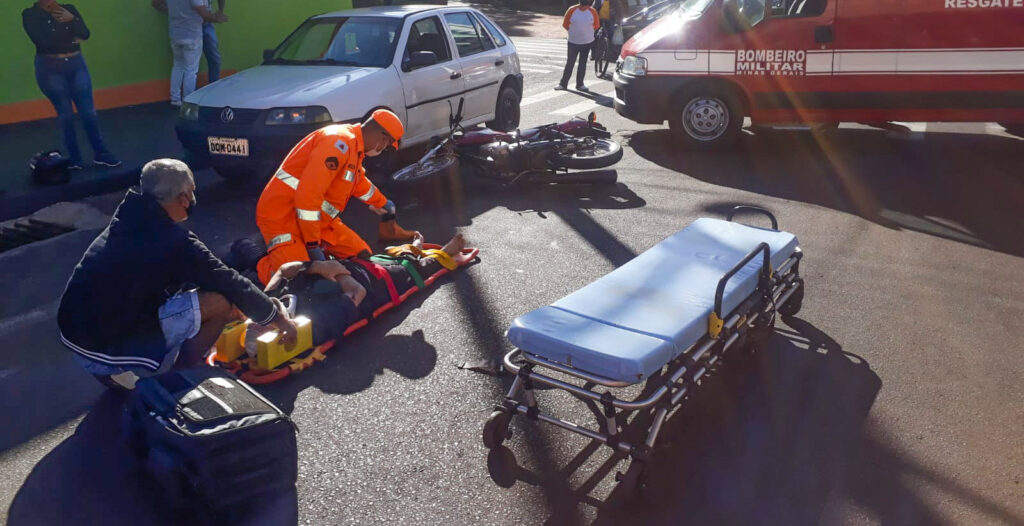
<box><xmin>175</xmin><ymin>5</ymin><xmax>523</xmax><ymax>179</ymax></box>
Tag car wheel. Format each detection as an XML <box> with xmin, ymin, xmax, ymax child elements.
<box><xmin>669</xmin><ymin>86</ymin><xmax>744</xmax><ymax>149</ymax></box>
<box><xmin>487</xmin><ymin>85</ymin><xmax>521</xmax><ymax>132</ymax></box>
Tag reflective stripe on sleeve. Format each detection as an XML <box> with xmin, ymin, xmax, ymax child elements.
<box><xmin>275</xmin><ymin>169</ymin><xmax>300</xmax><ymax>190</ymax></box>
<box><xmin>357</xmin><ymin>185</ymin><xmax>377</xmax><ymax>202</ymax></box>
<box><xmin>266</xmin><ymin>233</ymin><xmax>292</xmax><ymax>251</ymax></box>
<box><xmin>343</xmin><ymin>169</ymin><xmax>355</xmax><ymax>182</ymax></box>
<box><xmin>321</xmin><ymin>201</ymin><xmax>341</xmax><ymax>218</ymax></box>
<box><xmin>297</xmin><ymin>209</ymin><xmax>320</xmax><ymax>221</ymax></box>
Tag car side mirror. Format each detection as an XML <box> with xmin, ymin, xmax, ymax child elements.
<box><xmin>406</xmin><ymin>51</ymin><xmax>438</xmax><ymax>71</ymax></box>
<box><xmin>263</xmin><ymin>49</ymin><xmax>275</xmax><ymax>63</ymax></box>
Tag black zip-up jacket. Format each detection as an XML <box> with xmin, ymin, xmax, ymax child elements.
<box><xmin>23</xmin><ymin>4</ymin><xmax>89</xmax><ymax>55</ymax></box>
<box><xmin>58</xmin><ymin>190</ymin><xmax>277</xmax><ymax>371</ymax></box>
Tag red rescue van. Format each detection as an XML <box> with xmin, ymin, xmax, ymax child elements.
<box><xmin>613</xmin><ymin>0</ymin><xmax>1024</xmax><ymax>147</ymax></box>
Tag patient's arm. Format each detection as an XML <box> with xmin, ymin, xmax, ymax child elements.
<box><xmin>337</xmin><ymin>275</ymin><xmax>366</xmax><ymax>306</ymax></box>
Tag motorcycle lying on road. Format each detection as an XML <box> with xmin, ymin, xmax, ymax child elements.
<box><xmin>390</xmin><ymin>98</ymin><xmax>623</xmax><ymax>185</ymax></box>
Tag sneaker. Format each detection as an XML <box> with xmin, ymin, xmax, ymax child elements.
<box><xmin>94</xmin><ymin>153</ymin><xmax>122</xmax><ymax>167</ymax></box>
<box><xmin>68</xmin><ymin>163</ymin><xmax>84</xmax><ymax>171</ymax></box>
<box><xmin>576</xmin><ymin>85</ymin><xmax>590</xmax><ymax>92</ymax></box>
<box><xmin>170</xmin><ymin>101</ymin><xmax>182</xmax><ymax>108</ymax></box>
<box><xmin>554</xmin><ymin>84</ymin><xmax>567</xmax><ymax>91</ymax></box>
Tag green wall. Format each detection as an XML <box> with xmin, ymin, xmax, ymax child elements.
<box><xmin>2</xmin><ymin>0</ymin><xmax>353</xmax><ymax>106</ymax></box>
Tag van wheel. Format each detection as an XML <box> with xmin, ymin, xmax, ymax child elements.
<box><xmin>670</xmin><ymin>87</ymin><xmax>743</xmax><ymax>149</ymax></box>
<box><xmin>487</xmin><ymin>85</ymin><xmax>521</xmax><ymax>132</ymax></box>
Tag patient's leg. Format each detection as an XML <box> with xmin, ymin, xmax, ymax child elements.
<box><xmin>440</xmin><ymin>233</ymin><xmax>466</xmax><ymax>257</ymax></box>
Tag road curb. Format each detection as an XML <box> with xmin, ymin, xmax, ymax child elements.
<box><xmin>0</xmin><ymin>165</ymin><xmax>140</xmax><ymax>222</ymax></box>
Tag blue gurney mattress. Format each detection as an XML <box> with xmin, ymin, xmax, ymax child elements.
<box><xmin>507</xmin><ymin>218</ymin><xmax>799</xmax><ymax>383</ymax></box>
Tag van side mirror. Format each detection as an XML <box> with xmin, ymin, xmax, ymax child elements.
<box><xmin>722</xmin><ymin>0</ymin><xmax>765</xmax><ymax>33</ymax></box>
<box><xmin>405</xmin><ymin>51</ymin><xmax>438</xmax><ymax>71</ymax></box>
<box><xmin>263</xmin><ymin>49</ymin><xmax>275</xmax><ymax>63</ymax></box>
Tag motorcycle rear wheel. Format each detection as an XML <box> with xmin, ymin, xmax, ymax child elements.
<box><xmin>550</xmin><ymin>138</ymin><xmax>623</xmax><ymax>170</ymax></box>
<box><xmin>390</xmin><ymin>154</ymin><xmax>459</xmax><ymax>184</ymax></box>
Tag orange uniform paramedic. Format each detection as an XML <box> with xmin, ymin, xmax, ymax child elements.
<box><xmin>255</xmin><ymin>110</ymin><xmax>416</xmax><ymax>285</ymax></box>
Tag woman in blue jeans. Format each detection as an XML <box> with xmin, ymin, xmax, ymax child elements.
<box><xmin>22</xmin><ymin>0</ymin><xmax>120</xmax><ymax>168</ymax></box>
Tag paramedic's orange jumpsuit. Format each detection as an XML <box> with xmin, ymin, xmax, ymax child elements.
<box><xmin>255</xmin><ymin>123</ymin><xmax>388</xmax><ymax>285</ymax></box>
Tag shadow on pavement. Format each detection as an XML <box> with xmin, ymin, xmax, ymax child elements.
<box><xmin>483</xmin><ymin>318</ymin><xmax>891</xmax><ymax>524</ymax></box>
<box><xmin>628</xmin><ymin>128</ymin><xmax>1024</xmax><ymax>258</ymax></box>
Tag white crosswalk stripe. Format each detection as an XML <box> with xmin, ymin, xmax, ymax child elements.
<box><xmin>553</xmin><ymin>90</ymin><xmax>616</xmax><ymax>115</ymax></box>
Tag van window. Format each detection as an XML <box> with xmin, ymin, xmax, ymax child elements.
<box><xmin>404</xmin><ymin>16</ymin><xmax>452</xmax><ymax>67</ymax></box>
<box><xmin>473</xmin><ymin>13</ymin><xmax>507</xmax><ymax>48</ymax></box>
<box><xmin>445</xmin><ymin>12</ymin><xmax>493</xmax><ymax>57</ymax></box>
<box><xmin>771</xmin><ymin>0</ymin><xmax>826</xmax><ymax>17</ymax></box>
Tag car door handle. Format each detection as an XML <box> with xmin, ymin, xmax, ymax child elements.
<box><xmin>450</xmin><ymin>72</ymin><xmax>462</xmax><ymax>80</ymax></box>
<box><xmin>494</xmin><ymin>59</ymin><xmax>505</xmax><ymax>66</ymax></box>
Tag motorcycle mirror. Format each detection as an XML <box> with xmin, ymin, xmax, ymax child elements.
<box><xmin>588</xmin><ymin>111</ymin><xmax>598</xmax><ymax>124</ymax></box>
<box><xmin>457</xmin><ymin>98</ymin><xmax>465</xmax><ymax>120</ymax></box>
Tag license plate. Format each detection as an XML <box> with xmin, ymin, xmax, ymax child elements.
<box><xmin>208</xmin><ymin>137</ymin><xmax>249</xmax><ymax>157</ymax></box>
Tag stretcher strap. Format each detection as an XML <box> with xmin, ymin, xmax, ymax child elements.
<box><xmin>422</xmin><ymin>249</ymin><xmax>456</xmax><ymax>271</ymax></box>
<box><xmin>350</xmin><ymin>258</ymin><xmax>400</xmax><ymax>305</ymax></box>
<box><xmin>385</xmin><ymin>244</ymin><xmax>457</xmax><ymax>271</ymax></box>
<box><xmin>370</xmin><ymin>255</ymin><xmax>425</xmax><ymax>289</ymax></box>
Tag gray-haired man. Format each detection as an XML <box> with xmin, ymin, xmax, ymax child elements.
<box><xmin>58</xmin><ymin>159</ymin><xmax>296</xmax><ymax>389</ymax></box>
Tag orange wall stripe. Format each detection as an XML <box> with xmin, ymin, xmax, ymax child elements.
<box><xmin>0</xmin><ymin>70</ymin><xmax>235</xmax><ymax>126</ymax></box>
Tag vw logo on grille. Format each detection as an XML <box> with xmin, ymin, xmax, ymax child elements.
<box><xmin>220</xmin><ymin>107</ymin><xmax>235</xmax><ymax>123</ymax></box>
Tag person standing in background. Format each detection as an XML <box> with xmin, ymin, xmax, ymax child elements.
<box><xmin>22</xmin><ymin>0</ymin><xmax>121</xmax><ymax>169</ymax></box>
<box><xmin>556</xmin><ymin>0</ymin><xmax>600</xmax><ymax>93</ymax></box>
<box><xmin>202</xmin><ymin>0</ymin><xmax>225</xmax><ymax>83</ymax></box>
<box><xmin>151</xmin><ymin>0</ymin><xmax>227</xmax><ymax>107</ymax></box>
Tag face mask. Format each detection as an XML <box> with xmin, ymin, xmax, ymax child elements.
<box><xmin>184</xmin><ymin>193</ymin><xmax>196</xmax><ymax>217</ymax></box>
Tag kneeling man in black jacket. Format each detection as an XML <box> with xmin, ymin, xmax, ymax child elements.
<box><xmin>58</xmin><ymin>159</ymin><xmax>298</xmax><ymax>389</ymax></box>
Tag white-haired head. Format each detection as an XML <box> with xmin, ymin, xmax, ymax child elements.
<box><xmin>140</xmin><ymin>158</ymin><xmax>194</xmax><ymax>204</ymax></box>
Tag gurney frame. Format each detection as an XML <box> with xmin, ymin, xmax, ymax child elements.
<box><xmin>484</xmin><ymin>207</ymin><xmax>804</xmax><ymax>493</ymax></box>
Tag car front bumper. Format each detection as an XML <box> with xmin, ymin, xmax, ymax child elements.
<box><xmin>175</xmin><ymin>107</ymin><xmax>323</xmax><ymax>174</ymax></box>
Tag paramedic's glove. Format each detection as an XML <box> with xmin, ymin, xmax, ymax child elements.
<box><xmin>372</xmin><ymin>200</ymin><xmax>397</xmax><ymax>220</ymax></box>
<box><xmin>267</xmin><ymin>303</ymin><xmax>298</xmax><ymax>346</ymax></box>
<box><xmin>306</xmin><ymin>243</ymin><xmax>326</xmax><ymax>262</ymax></box>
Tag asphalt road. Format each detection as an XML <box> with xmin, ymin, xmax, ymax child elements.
<box><xmin>2</xmin><ymin>37</ymin><xmax>1023</xmax><ymax>525</ymax></box>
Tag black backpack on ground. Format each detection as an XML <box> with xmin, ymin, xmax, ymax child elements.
<box><xmin>126</xmin><ymin>367</ymin><xmax>298</xmax><ymax>523</ymax></box>
<box><xmin>29</xmin><ymin>150</ymin><xmax>72</xmax><ymax>185</ymax></box>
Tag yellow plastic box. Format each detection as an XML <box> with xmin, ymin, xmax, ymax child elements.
<box><xmin>256</xmin><ymin>316</ymin><xmax>313</xmax><ymax>370</ymax></box>
<box><xmin>214</xmin><ymin>321</ymin><xmax>248</xmax><ymax>362</ymax></box>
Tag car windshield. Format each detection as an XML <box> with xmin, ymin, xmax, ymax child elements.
<box><xmin>268</xmin><ymin>16</ymin><xmax>402</xmax><ymax>68</ymax></box>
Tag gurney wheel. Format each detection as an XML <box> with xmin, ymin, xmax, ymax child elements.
<box><xmin>483</xmin><ymin>410</ymin><xmax>513</xmax><ymax>449</ymax></box>
<box><xmin>615</xmin><ymin>460</ymin><xmax>646</xmax><ymax>495</ymax></box>
<box><xmin>779</xmin><ymin>278</ymin><xmax>805</xmax><ymax>318</ymax></box>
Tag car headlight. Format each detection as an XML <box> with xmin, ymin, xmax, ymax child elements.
<box><xmin>179</xmin><ymin>102</ymin><xmax>200</xmax><ymax>121</ymax></box>
<box><xmin>265</xmin><ymin>106</ymin><xmax>332</xmax><ymax>125</ymax></box>
<box><xmin>620</xmin><ymin>55</ymin><xmax>648</xmax><ymax>76</ymax></box>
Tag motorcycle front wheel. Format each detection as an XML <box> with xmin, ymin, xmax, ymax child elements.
<box><xmin>550</xmin><ymin>138</ymin><xmax>623</xmax><ymax>170</ymax></box>
<box><xmin>390</xmin><ymin>154</ymin><xmax>460</xmax><ymax>184</ymax></box>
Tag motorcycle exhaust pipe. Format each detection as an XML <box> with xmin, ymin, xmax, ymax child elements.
<box><xmin>529</xmin><ymin>169</ymin><xmax>618</xmax><ymax>185</ymax></box>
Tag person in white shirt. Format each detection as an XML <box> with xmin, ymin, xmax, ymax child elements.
<box><xmin>558</xmin><ymin>0</ymin><xmax>600</xmax><ymax>92</ymax></box>
<box><xmin>152</xmin><ymin>0</ymin><xmax>227</xmax><ymax>106</ymax></box>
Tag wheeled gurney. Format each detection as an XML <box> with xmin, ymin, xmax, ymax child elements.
<box><xmin>483</xmin><ymin>207</ymin><xmax>804</xmax><ymax>491</ymax></box>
